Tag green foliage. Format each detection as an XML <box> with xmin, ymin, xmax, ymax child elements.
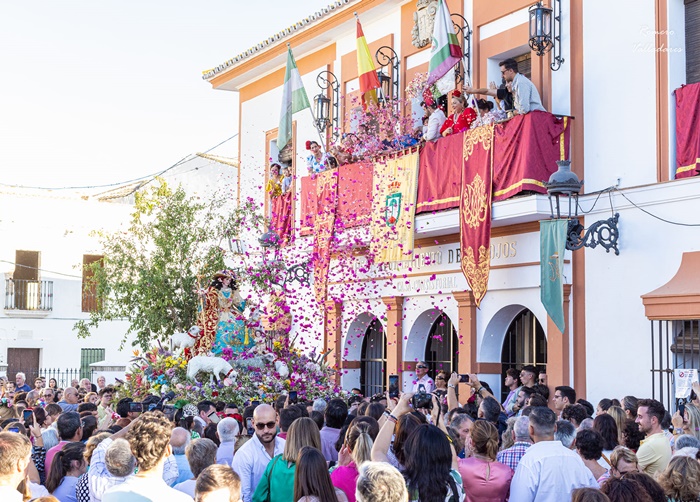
<box><xmin>74</xmin><ymin>180</ymin><xmax>266</xmax><ymax>350</ymax></box>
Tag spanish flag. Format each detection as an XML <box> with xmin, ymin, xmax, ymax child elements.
<box><xmin>356</xmin><ymin>16</ymin><xmax>380</xmax><ymax>108</ymax></box>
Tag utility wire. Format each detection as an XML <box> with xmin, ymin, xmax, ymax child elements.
<box><xmin>0</xmin><ymin>133</ymin><xmax>238</xmax><ymax>191</ymax></box>
<box><xmin>0</xmin><ymin>260</ymin><xmax>83</xmax><ymax>279</ymax></box>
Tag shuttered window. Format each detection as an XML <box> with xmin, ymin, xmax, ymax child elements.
<box><xmin>687</xmin><ymin>0</ymin><xmax>700</xmax><ymax>84</ymax></box>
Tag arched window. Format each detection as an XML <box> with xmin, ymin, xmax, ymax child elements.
<box><xmin>500</xmin><ymin>309</ymin><xmax>547</xmax><ymax>402</ymax></box>
<box><xmin>424</xmin><ymin>313</ymin><xmax>458</xmax><ymax>377</ymax></box>
<box><xmin>360</xmin><ymin>318</ymin><xmax>386</xmax><ymax>398</ymax></box>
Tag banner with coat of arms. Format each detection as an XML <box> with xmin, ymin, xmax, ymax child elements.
<box><xmin>460</xmin><ymin>125</ymin><xmax>494</xmax><ymax>307</ymax></box>
<box><xmin>370</xmin><ymin>151</ymin><xmax>420</xmax><ymax>263</ymax></box>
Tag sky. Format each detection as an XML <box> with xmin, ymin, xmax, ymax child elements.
<box><xmin>0</xmin><ymin>1</ymin><xmax>333</xmax><ymax>189</ymax></box>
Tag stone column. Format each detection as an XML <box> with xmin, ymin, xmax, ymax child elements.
<box><xmin>382</xmin><ymin>296</ymin><xmax>404</xmax><ymax>388</ymax></box>
<box><xmin>323</xmin><ymin>300</ymin><xmax>343</xmax><ymax>385</ymax></box>
<box><xmin>546</xmin><ymin>284</ymin><xmax>572</xmax><ymax>391</ymax></box>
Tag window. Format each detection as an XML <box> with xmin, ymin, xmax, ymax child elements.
<box><xmin>424</xmin><ymin>313</ymin><xmax>458</xmax><ymax>376</ymax></box>
<box><xmin>686</xmin><ymin>0</ymin><xmax>700</xmax><ymax>84</ymax></box>
<box><xmin>360</xmin><ymin>319</ymin><xmax>387</xmax><ymax>398</ymax></box>
<box><xmin>82</xmin><ymin>255</ymin><xmax>103</xmax><ymax>313</ymax></box>
<box><xmin>500</xmin><ymin>309</ymin><xmax>547</xmax><ymax>402</ymax></box>
<box><xmin>80</xmin><ymin>348</ymin><xmax>105</xmax><ymax>380</ymax></box>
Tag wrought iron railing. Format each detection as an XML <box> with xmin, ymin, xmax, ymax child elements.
<box><xmin>4</xmin><ymin>279</ymin><xmax>53</xmax><ymax>311</ymax></box>
<box><xmin>651</xmin><ymin>319</ymin><xmax>700</xmax><ymax>412</ymax></box>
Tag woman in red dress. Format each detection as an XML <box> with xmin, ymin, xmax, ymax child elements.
<box><xmin>440</xmin><ymin>90</ymin><xmax>477</xmax><ymax>137</ymax></box>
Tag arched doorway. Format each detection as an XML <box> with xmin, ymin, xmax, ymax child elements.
<box><xmin>500</xmin><ymin>309</ymin><xmax>547</xmax><ymax>402</ymax></box>
<box><xmin>360</xmin><ymin>318</ymin><xmax>386</xmax><ymax>398</ymax></box>
<box><xmin>424</xmin><ymin>313</ymin><xmax>459</xmax><ymax>377</ymax></box>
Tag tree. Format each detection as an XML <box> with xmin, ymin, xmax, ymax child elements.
<box><xmin>74</xmin><ymin>180</ymin><xmax>266</xmax><ymax>349</ymax></box>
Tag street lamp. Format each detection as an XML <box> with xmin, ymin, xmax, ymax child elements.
<box><xmin>529</xmin><ymin>0</ymin><xmax>564</xmax><ymax>71</ymax></box>
<box><xmin>545</xmin><ymin>160</ymin><xmax>620</xmax><ymax>255</ymax></box>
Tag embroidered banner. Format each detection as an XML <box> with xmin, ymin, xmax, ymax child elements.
<box><xmin>540</xmin><ymin>219</ymin><xmax>568</xmax><ymax>333</ymax></box>
<box><xmin>312</xmin><ymin>169</ymin><xmax>339</xmax><ymax>306</ymax></box>
<box><xmin>675</xmin><ymin>82</ymin><xmax>700</xmax><ymax>179</ymax></box>
<box><xmin>370</xmin><ymin>151</ymin><xmax>420</xmax><ymax>263</ymax></box>
<box><xmin>270</xmin><ymin>192</ymin><xmax>293</xmax><ymax>246</ymax></box>
<box><xmin>460</xmin><ymin>125</ymin><xmax>494</xmax><ymax>307</ymax></box>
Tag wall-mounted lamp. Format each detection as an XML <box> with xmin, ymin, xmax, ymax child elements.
<box><xmin>375</xmin><ymin>46</ymin><xmax>400</xmax><ymax>106</ymax></box>
<box><xmin>314</xmin><ymin>71</ymin><xmax>340</xmax><ymax>142</ymax></box>
<box><xmin>451</xmin><ymin>13</ymin><xmax>472</xmax><ymax>84</ymax></box>
<box><xmin>545</xmin><ymin>160</ymin><xmax>620</xmax><ymax>255</ymax></box>
<box><xmin>528</xmin><ymin>0</ymin><xmax>564</xmax><ymax>71</ymax></box>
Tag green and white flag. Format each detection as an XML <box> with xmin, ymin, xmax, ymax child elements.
<box><xmin>277</xmin><ymin>47</ymin><xmax>310</xmax><ymax>149</ymax></box>
<box><xmin>426</xmin><ymin>0</ymin><xmax>463</xmax><ymax>86</ymax></box>
<box><xmin>540</xmin><ymin>219</ymin><xmax>568</xmax><ymax>333</ymax></box>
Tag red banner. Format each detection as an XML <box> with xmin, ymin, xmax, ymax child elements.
<box><xmin>312</xmin><ymin>169</ymin><xmax>339</xmax><ymax>306</ymax></box>
<box><xmin>300</xmin><ymin>162</ymin><xmax>373</xmax><ymax>235</ymax></box>
<box><xmin>493</xmin><ymin>111</ymin><xmax>571</xmax><ymax>201</ymax></box>
<box><xmin>270</xmin><ymin>192</ymin><xmax>293</xmax><ymax>245</ymax></box>
<box><xmin>416</xmin><ymin>133</ymin><xmax>462</xmax><ymax>214</ymax></box>
<box><xmin>416</xmin><ymin>112</ymin><xmax>571</xmax><ymax>213</ymax></box>
<box><xmin>675</xmin><ymin>82</ymin><xmax>700</xmax><ymax>179</ymax></box>
<box><xmin>460</xmin><ymin>126</ymin><xmax>494</xmax><ymax>307</ymax></box>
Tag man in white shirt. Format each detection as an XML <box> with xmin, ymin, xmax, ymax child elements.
<box><xmin>102</xmin><ymin>412</ymin><xmax>191</xmax><ymax>502</ymax></box>
<box><xmin>411</xmin><ymin>361</ymin><xmax>435</xmax><ymax>393</ymax></box>
<box><xmin>231</xmin><ymin>404</ymin><xmax>285</xmax><ymax>502</ymax></box>
<box><xmin>510</xmin><ymin>406</ymin><xmax>597</xmax><ymax>502</ymax></box>
<box><xmin>499</xmin><ymin>58</ymin><xmax>546</xmax><ymax>115</ymax></box>
<box><xmin>0</xmin><ymin>431</ymin><xmax>31</xmax><ymax>502</ymax></box>
<box><xmin>216</xmin><ymin>417</ymin><xmax>239</xmax><ymax>467</ymax></box>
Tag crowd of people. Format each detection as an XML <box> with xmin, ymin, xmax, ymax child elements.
<box><xmin>3</xmin><ymin>360</ymin><xmax>697</xmax><ymax>502</ymax></box>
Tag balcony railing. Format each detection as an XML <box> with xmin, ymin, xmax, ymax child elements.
<box><xmin>4</xmin><ymin>279</ymin><xmax>54</xmax><ymax>311</ymax></box>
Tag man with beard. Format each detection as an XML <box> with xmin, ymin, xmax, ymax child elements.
<box><xmin>231</xmin><ymin>404</ymin><xmax>285</xmax><ymax>502</ymax></box>
<box><xmin>635</xmin><ymin>399</ymin><xmax>672</xmax><ymax>476</ymax></box>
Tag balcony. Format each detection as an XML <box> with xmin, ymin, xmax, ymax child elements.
<box><xmin>293</xmin><ymin>111</ymin><xmax>571</xmax><ymax>242</ymax></box>
<box><xmin>4</xmin><ymin>279</ymin><xmax>54</xmax><ymax>313</ymax></box>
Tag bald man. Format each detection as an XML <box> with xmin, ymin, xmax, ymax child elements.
<box><xmin>230</xmin><ymin>404</ymin><xmax>285</xmax><ymax>502</ymax></box>
<box><xmin>170</xmin><ymin>427</ymin><xmax>193</xmax><ymax>484</ymax></box>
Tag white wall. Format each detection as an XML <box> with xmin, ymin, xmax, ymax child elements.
<box><xmin>582</xmin><ymin>0</ymin><xmax>658</xmax><ymax>190</ymax></box>
<box><xmin>583</xmin><ymin>177</ymin><xmax>700</xmax><ymax>404</ymax></box>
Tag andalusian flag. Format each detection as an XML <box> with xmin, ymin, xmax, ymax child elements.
<box><xmin>277</xmin><ymin>46</ymin><xmax>310</xmax><ymax>148</ymax></box>
<box><xmin>427</xmin><ymin>0</ymin><xmax>463</xmax><ymax>86</ymax></box>
<box><xmin>356</xmin><ymin>17</ymin><xmax>380</xmax><ymax>108</ymax></box>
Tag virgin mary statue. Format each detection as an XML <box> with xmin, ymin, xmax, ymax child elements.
<box><xmin>193</xmin><ymin>270</ymin><xmax>253</xmax><ymax>356</ymax></box>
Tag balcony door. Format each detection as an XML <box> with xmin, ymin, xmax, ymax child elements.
<box><xmin>13</xmin><ymin>250</ymin><xmax>39</xmax><ymax>310</ymax></box>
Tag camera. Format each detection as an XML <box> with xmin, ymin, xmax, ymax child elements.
<box><xmin>412</xmin><ymin>384</ymin><xmax>433</xmax><ymax>410</ymax></box>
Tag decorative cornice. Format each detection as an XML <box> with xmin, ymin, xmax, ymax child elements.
<box><xmin>201</xmin><ymin>0</ymin><xmax>359</xmax><ymax>80</ymax></box>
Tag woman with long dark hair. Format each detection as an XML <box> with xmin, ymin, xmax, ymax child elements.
<box><xmin>593</xmin><ymin>414</ymin><xmax>619</xmax><ymax>467</ymax></box>
<box><xmin>46</xmin><ymin>441</ymin><xmax>87</xmax><ymax>501</ymax></box>
<box><xmin>294</xmin><ymin>446</ymin><xmax>348</xmax><ymax>502</ymax></box>
<box><xmin>403</xmin><ymin>424</ymin><xmax>463</xmax><ymax>502</ymax></box>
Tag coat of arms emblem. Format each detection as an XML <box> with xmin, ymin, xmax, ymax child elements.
<box><xmin>384</xmin><ymin>192</ymin><xmax>402</xmax><ymax>227</ymax></box>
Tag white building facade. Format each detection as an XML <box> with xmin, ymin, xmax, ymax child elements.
<box><xmin>204</xmin><ymin>0</ymin><xmax>700</xmax><ymax>410</ymax></box>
